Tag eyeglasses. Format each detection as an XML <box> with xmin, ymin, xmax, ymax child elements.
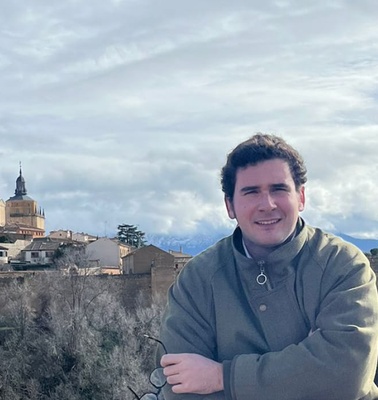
<box><xmin>127</xmin><ymin>334</ymin><xmax>167</xmax><ymax>400</ymax></box>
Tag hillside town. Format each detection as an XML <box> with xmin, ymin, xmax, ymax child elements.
<box><xmin>0</xmin><ymin>167</ymin><xmax>193</xmax><ymax>301</ymax></box>
<box><xmin>2</xmin><ymin>166</ymin><xmax>378</xmax><ymax>285</ymax></box>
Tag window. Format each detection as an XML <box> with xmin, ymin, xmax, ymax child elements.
<box><xmin>31</xmin><ymin>252</ymin><xmax>39</xmax><ymax>258</ymax></box>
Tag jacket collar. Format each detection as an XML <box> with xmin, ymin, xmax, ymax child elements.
<box><xmin>232</xmin><ymin>218</ymin><xmax>308</xmax><ymax>276</ymax></box>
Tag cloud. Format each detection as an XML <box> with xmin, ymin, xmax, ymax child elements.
<box><xmin>1</xmin><ymin>0</ymin><xmax>378</xmax><ymax>239</ymax></box>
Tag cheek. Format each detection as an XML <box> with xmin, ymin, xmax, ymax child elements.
<box><xmin>227</xmin><ymin>200</ymin><xmax>250</xmax><ymax>220</ymax></box>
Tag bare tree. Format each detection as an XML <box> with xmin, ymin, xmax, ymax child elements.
<box><xmin>0</xmin><ymin>269</ymin><xmax>165</xmax><ymax>400</ymax></box>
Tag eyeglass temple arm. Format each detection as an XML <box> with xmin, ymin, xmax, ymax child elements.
<box><xmin>127</xmin><ymin>385</ymin><xmax>141</xmax><ymax>400</ymax></box>
<box><xmin>143</xmin><ymin>334</ymin><xmax>168</xmax><ymax>354</ymax></box>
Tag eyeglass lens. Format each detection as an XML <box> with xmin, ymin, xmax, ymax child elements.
<box><xmin>128</xmin><ymin>335</ymin><xmax>167</xmax><ymax>400</ymax></box>
<box><xmin>150</xmin><ymin>367</ymin><xmax>166</xmax><ymax>388</ymax></box>
<box><xmin>140</xmin><ymin>393</ymin><xmax>158</xmax><ymax>400</ymax></box>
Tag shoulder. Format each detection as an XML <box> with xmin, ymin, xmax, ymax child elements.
<box><xmin>303</xmin><ymin>226</ymin><xmax>373</xmax><ymax>288</ymax></box>
<box><xmin>304</xmin><ymin>226</ymin><xmax>368</xmax><ymax>267</ymax></box>
<box><xmin>175</xmin><ymin>233</ymin><xmax>235</xmax><ymax>289</ymax></box>
<box><xmin>165</xmin><ymin>234</ymin><xmax>235</xmax><ymax>328</ymax></box>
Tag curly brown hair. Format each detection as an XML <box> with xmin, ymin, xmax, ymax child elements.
<box><xmin>221</xmin><ymin>133</ymin><xmax>307</xmax><ymax>200</ymax></box>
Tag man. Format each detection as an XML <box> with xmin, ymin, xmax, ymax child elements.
<box><xmin>158</xmin><ymin>134</ymin><xmax>378</xmax><ymax>399</ymax></box>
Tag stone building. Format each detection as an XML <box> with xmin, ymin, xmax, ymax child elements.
<box><xmin>0</xmin><ymin>223</ymin><xmax>44</xmax><ymax>240</ymax></box>
<box><xmin>3</xmin><ymin>166</ymin><xmax>45</xmax><ymax>237</ymax></box>
<box><xmin>86</xmin><ymin>237</ymin><xmax>132</xmax><ymax>270</ymax></box>
<box><xmin>0</xmin><ymin>199</ymin><xmax>5</xmax><ymax>226</ymax></box>
<box><xmin>0</xmin><ymin>245</ymin><xmax>8</xmax><ymax>265</ymax></box>
<box><xmin>122</xmin><ymin>245</ymin><xmax>192</xmax><ymax>302</ymax></box>
<box><xmin>21</xmin><ymin>238</ymin><xmax>61</xmax><ymax>265</ymax></box>
<box><xmin>168</xmin><ymin>249</ymin><xmax>193</xmax><ymax>272</ymax></box>
<box><xmin>122</xmin><ymin>244</ymin><xmax>174</xmax><ymax>274</ymax></box>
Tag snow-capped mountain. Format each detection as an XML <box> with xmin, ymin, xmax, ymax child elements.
<box><xmin>146</xmin><ymin>231</ymin><xmax>378</xmax><ymax>256</ymax></box>
<box><xmin>146</xmin><ymin>231</ymin><xmax>232</xmax><ymax>256</ymax></box>
<box><xmin>338</xmin><ymin>233</ymin><xmax>378</xmax><ymax>254</ymax></box>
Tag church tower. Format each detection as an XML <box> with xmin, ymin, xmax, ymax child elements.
<box><xmin>5</xmin><ymin>165</ymin><xmax>45</xmax><ymax>233</ymax></box>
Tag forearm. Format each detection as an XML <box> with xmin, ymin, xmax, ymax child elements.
<box><xmin>226</xmin><ymin>328</ymin><xmax>378</xmax><ymax>400</ymax></box>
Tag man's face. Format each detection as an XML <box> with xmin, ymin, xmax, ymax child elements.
<box><xmin>225</xmin><ymin>158</ymin><xmax>305</xmax><ymax>254</ymax></box>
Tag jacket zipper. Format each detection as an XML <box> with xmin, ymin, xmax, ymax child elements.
<box><xmin>256</xmin><ymin>260</ymin><xmax>272</xmax><ymax>290</ymax></box>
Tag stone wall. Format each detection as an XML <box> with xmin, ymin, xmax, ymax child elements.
<box><xmin>151</xmin><ymin>266</ymin><xmax>176</xmax><ymax>303</ymax></box>
<box><xmin>1</xmin><ymin>255</ymin><xmax>377</xmax><ymax>313</ymax></box>
<box><xmin>0</xmin><ymin>266</ymin><xmax>179</xmax><ymax>309</ymax></box>
<box><xmin>0</xmin><ymin>271</ymin><xmax>154</xmax><ymax>312</ymax></box>
<box><xmin>99</xmin><ymin>273</ymin><xmax>153</xmax><ymax>309</ymax></box>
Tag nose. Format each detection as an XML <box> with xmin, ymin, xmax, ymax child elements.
<box><xmin>258</xmin><ymin>192</ymin><xmax>276</xmax><ymax>211</ymax></box>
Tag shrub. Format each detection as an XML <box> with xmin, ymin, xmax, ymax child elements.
<box><xmin>0</xmin><ymin>272</ymin><xmax>165</xmax><ymax>400</ymax></box>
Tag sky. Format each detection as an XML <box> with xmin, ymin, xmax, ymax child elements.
<box><xmin>1</xmin><ymin>0</ymin><xmax>378</xmax><ymax>240</ymax></box>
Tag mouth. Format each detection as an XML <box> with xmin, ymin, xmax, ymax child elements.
<box><xmin>255</xmin><ymin>219</ymin><xmax>280</xmax><ymax>226</ymax></box>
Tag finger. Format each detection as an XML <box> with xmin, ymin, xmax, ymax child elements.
<box><xmin>163</xmin><ymin>365</ymin><xmax>180</xmax><ymax>377</ymax></box>
<box><xmin>160</xmin><ymin>353</ymin><xmax>184</xmax><ymax>367</ymax></box>
<box><xmin>171</xmin><ymin>383</ymin><xmax>187</xmax><ymax>394</ymax></box>
<box><xmin>166</xmin><ymin>374</ymin><xmax>182</xmax><ymax>385</ymax></box>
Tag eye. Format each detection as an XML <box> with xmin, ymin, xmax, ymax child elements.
<box><xmin>243</xmin><ymin>189</ymin><xmax>258</xmax><ymax>195</ymax></box>
<box><xmin>273</xmin><ymin>186</ymin><xmax>288</xmax><ymax>192</ymax></box>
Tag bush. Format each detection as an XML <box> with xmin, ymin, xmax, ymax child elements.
<box><xmin>0</xmin><ymin>272</ymin><xmax>165</xmax><ymax>400</ymax></box>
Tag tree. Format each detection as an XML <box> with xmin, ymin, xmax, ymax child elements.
<box><xmin>117</xmin><ymin>224</ymin><xmax>146</xmax><ymax>248</ymax></box>
<box><xmin>0</xmin><ymin>271</ymin><xmax>165</xmax><ymax>400</ymax></box>
<box><xmin>53</xmin><ymin>243</ymin><xmax>90</xmax><ymax>271</ymax></box>
<box><xmin>370</xmin><ymin>248</ymin><xmax>378</xmax><ymax>256</ymax></box>
<box><xmin>0</xmin><ymin>234</ymin><xmax>12</xmax><ymax>243</ymax></box>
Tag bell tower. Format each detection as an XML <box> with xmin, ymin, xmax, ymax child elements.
<box><xmin>5</xmin><ymin>164</ymin><xmax>45</xmax><ymax>233</ymax></box>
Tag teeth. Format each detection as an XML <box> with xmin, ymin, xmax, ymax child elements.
<box><xmin>257</xmin><ymin>220</ymin><xmax>278</xmax><ymax>225</ymax></box>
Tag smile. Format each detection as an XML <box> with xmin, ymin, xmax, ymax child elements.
<box><xmin>256</xmin><ymin>219</ymin><xmax>280</xmax><ymax>225</ymax></box>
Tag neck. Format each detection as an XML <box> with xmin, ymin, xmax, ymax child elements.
<box><xmin>243</xmin><ymin>240</ymin><xmax>277</xmax><ymax>260</ymax></box>
<box><xmin>242</xmin><ymin>222</ymin><xmax>300</xmax><ymax>260</ymax></box>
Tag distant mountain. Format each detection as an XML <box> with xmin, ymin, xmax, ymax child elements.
<box><xmin>146</xmin><ymin>232</ymin><xmax>231</xmax><ymax>256</ymax></box>
<box><xmin>146</xmin><ymin>231</ymin><xmax>378</xmax><ymax>256</ymax></box>
<box><xmin>337</xmin><ymin>233</ymin><xmax>378</xmax><ymax>254</ymax></box>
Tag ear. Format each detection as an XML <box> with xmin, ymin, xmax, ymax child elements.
<box><xmin>225</xmin><ymin>196</ymin><xmax>236</xmax><ymax>219</ymax></box>
<box><xmin>298</xmin><ymin>186</ymin><xmax>305</xmax><ymax>212</ymax></box>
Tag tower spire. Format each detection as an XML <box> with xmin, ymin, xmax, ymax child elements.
<box><xmin>15</xmin><ymin>162</ymin><xmax>27</xmax><ymax>196</ymax></box>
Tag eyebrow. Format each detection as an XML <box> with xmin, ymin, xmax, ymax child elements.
<box><xmin>271</xmin><ymin>183</ymin><xmax>291</xmax><ymax>190</ymax></box>
<box><xmin>239</xmin><ymin>183</ymin><xmax>291</xmax><ymax>193</ymax></box>
<box><xmin>240</xmin><ymin>185</ymin><xmax>259</xmax><ymax>193</ymax></box>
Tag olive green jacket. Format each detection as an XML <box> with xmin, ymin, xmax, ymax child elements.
<box><xmin>159</xmin><ymin>221</ymin><xmax>378</xmax><ymax>399</ymax></box>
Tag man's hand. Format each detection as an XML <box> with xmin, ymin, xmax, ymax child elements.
<box><xmin>160</xmin><ymin>353</ymin><xmax>224</xmax><ymax>395</ymax></box>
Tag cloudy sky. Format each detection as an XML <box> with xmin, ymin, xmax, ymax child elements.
<box><xmin>1</xmin><ymin>0</ymin><xmax>378</xmax><ymax>240</ymax></box>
